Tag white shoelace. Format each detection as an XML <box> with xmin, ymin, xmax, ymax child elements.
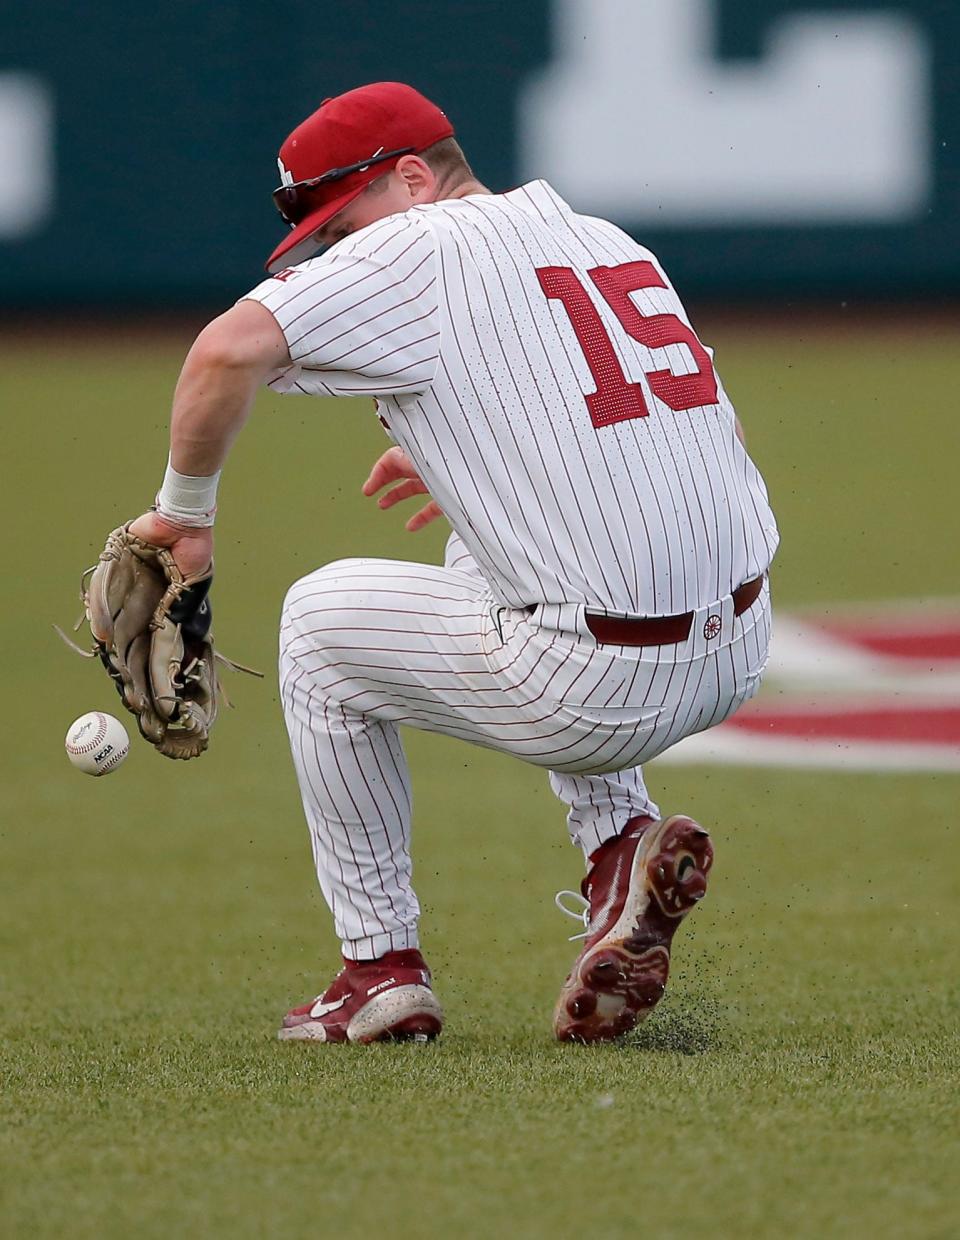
<box><xmin>554</xmin><ymin>889</ymin><xmax>592</xmax><ymax>940</ymax></box>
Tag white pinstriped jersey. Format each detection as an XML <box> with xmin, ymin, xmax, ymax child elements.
<box><xmin>244</xmin><ymin>180</ymin><xmax>778</xmax><ymax>615</ymax></box>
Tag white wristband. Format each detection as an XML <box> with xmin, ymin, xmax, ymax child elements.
<box><xmin>155</xmin><ymin>458</ymin><xmax>221</xmax><ymax>527</ymax></box>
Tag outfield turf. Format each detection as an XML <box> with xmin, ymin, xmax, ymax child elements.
<box><xmin>2</xmin><ymin>317</ymin><xmax>958</xmax><ymax>1238</ymax></box>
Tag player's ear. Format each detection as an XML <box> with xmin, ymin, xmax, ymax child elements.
<box><xmin>395</xmin><ymin>155</ymin><xmax>435</xmax><ymax>202</ymax></box>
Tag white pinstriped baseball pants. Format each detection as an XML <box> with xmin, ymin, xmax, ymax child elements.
<box><xmin>279</xmin><ymin>533</ymin><xmax>771</xmax><ymax>959</ymax></box>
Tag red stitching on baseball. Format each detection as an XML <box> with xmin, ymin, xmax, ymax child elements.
<box><xmin>67</xmin><ymin>713</ymin><xmax>110</xmax><ymax>756</ymax></box>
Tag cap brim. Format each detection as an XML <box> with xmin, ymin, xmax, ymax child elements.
<box><xmin>265</xmin><ymin>181</ymin><xmax>369</xmax><ymax>273</ymax></box>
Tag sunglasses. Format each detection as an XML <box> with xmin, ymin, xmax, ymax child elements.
<box><xmin>272</xmin><ymin>146</ymin><xmax>416</xmax><ymax>228</ymax></box>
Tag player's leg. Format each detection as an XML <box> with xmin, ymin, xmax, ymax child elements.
<box><xmin>278</xmin><ymin>561</ymin><xmax>476</xmax><ymax>1043</ymax></box>
<box><xmin>280</xmin><ymin>643</ymin><xmax>446</xmax><ymax>1043</ymax></box>
<box><xmin>277</xmin><ymin>551</ymin><xmax>507</xmax><ymax>1040</ymax></box>
<box><xmin>548</xmin><ymin>584</ymin><xmax>771</xmax><ymax>1041</ymax></box>
<box><xmin>548</xmin><ymin>767</ymin><xmax>660</xmax><ymax>859</ymax></box>
<box><xmin>280</xmin><ymin>663</ymin><xmax>418</xmax><ymax>960</ymax></box>
<box><xmin>278</xmin><ymin>551</ymin><xmax>491</xmax><ymax>961</ymax></box>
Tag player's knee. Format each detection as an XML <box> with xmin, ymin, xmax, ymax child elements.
<box><xmin>280</xmin><ymin>559</ymin><xmax>371</xmax><ymax>647</ymax></box>
<box><xmin>283</xmin><ymin>558</ymin><xmax>364</xmax><ymax>605</ymax></box>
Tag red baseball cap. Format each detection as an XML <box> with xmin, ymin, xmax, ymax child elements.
<box><xmin>266</xmin><ymin>81</ymin><xmax>454</xmax><ymax>273</ymax></box>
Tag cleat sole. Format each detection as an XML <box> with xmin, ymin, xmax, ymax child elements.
<box><xmin>554</xmin><ymin>816</ymin><xmax>713</xmax><ymax>1044</ymax></box>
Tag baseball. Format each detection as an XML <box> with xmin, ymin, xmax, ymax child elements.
<box><xmin>65</xmin><ymin>711</ymin><xmax>130</xmax><ymax>776</ymax></box>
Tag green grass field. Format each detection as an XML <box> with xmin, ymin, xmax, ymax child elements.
<box><xmin>2</xmin><ymin>317</ymin><xmax>958</xmax><ymax>1238</ymax></box>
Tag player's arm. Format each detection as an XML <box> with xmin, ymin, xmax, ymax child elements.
<box><xmin>128</xmin><ymin>300</ymin><xmax>289</xmax><ymax>573</ymax></box>
<box><xmin>166</xmin><ymin>299</ymin><xmax>288</xmax><ymax>475</ymax></box>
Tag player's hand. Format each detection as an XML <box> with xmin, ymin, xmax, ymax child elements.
<box><xmin>127</xmin><ymin>511</ymin><xmax>214</xmax><ymax>578</ymax></box>
<box><xmin>362</xmin><ymin>446</ymin><xmax>444</xmax><ymax>532</ymax></box>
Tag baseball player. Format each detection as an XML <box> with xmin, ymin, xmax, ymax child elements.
<box><xmin>109</xmin><ymin>81</ymin><xmax>777</xmax><ymax>1044</ymax></box>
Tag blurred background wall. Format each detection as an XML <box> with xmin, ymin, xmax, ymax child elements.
<box><xmin>0</xmin><ymin>0</ymin><xmax>955</xmax><ymax>310</ymax></box>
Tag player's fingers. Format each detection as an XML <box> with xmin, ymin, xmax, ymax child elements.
<box><xmin>362</xmin><ymin>446</ymin><xmax>415</xmax><ymax>495</ymax></box>
<box><xmin>405</xmin><ymin>500</ymin><xmax>444</xmax><ymax>532</ymax></box>
<box><xmin>378</xmin><ymin>478</ymin><xmax>430</xmax><ymax>509</ymax></box>
<box><xmin>361</xmin><ymin>459</ymin><xmax>394</xmax><ymax>495</ymax></box>
<box><xmin>361</xmin><ymin>449</ymin><xmax>402</xmax><ymax>495</ymax></box>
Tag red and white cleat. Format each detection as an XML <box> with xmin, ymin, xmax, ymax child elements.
<box><xmin>554</xmin><ymin>815</ymin><xmax>714</xmax><ymax>1043</ymax></box>
<box><xmin>278</xmin><ymin>949</ymin><xmax>443</xmax><ymax>1044</ymax></box>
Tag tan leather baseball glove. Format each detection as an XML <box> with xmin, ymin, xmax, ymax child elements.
<box><xmin>60</xmin><ymin>524</ymin><xmax>258</xmax><ymax>759</ymax></box>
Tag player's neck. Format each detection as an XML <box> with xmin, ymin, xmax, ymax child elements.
<box><xmin>436</xmin><ymin>178</ymin><xmax>490</xmax><ymax>202</ymax></box>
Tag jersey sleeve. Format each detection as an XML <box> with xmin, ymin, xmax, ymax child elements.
<box><xmin>241</xmin><ymin>214</ymin><xmax>440</xmax><ymax>399</ymax></box>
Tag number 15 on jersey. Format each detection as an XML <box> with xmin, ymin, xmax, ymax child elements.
<box><xmin>536</xmin><ymin>260</ymin><xmax>719</xmax><ymax>430</ymax></box>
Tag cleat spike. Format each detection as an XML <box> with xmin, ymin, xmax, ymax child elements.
<box><xmin>568</xmin><ymin>989</ymin><xmax>597</xmax><ymax>1019</ymax></box>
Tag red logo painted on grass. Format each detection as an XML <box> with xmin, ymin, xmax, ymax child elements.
<box><xmin>661</xmin><ymin>603</ymin><xmax>960</xmax><ymax>772</ymax></box>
